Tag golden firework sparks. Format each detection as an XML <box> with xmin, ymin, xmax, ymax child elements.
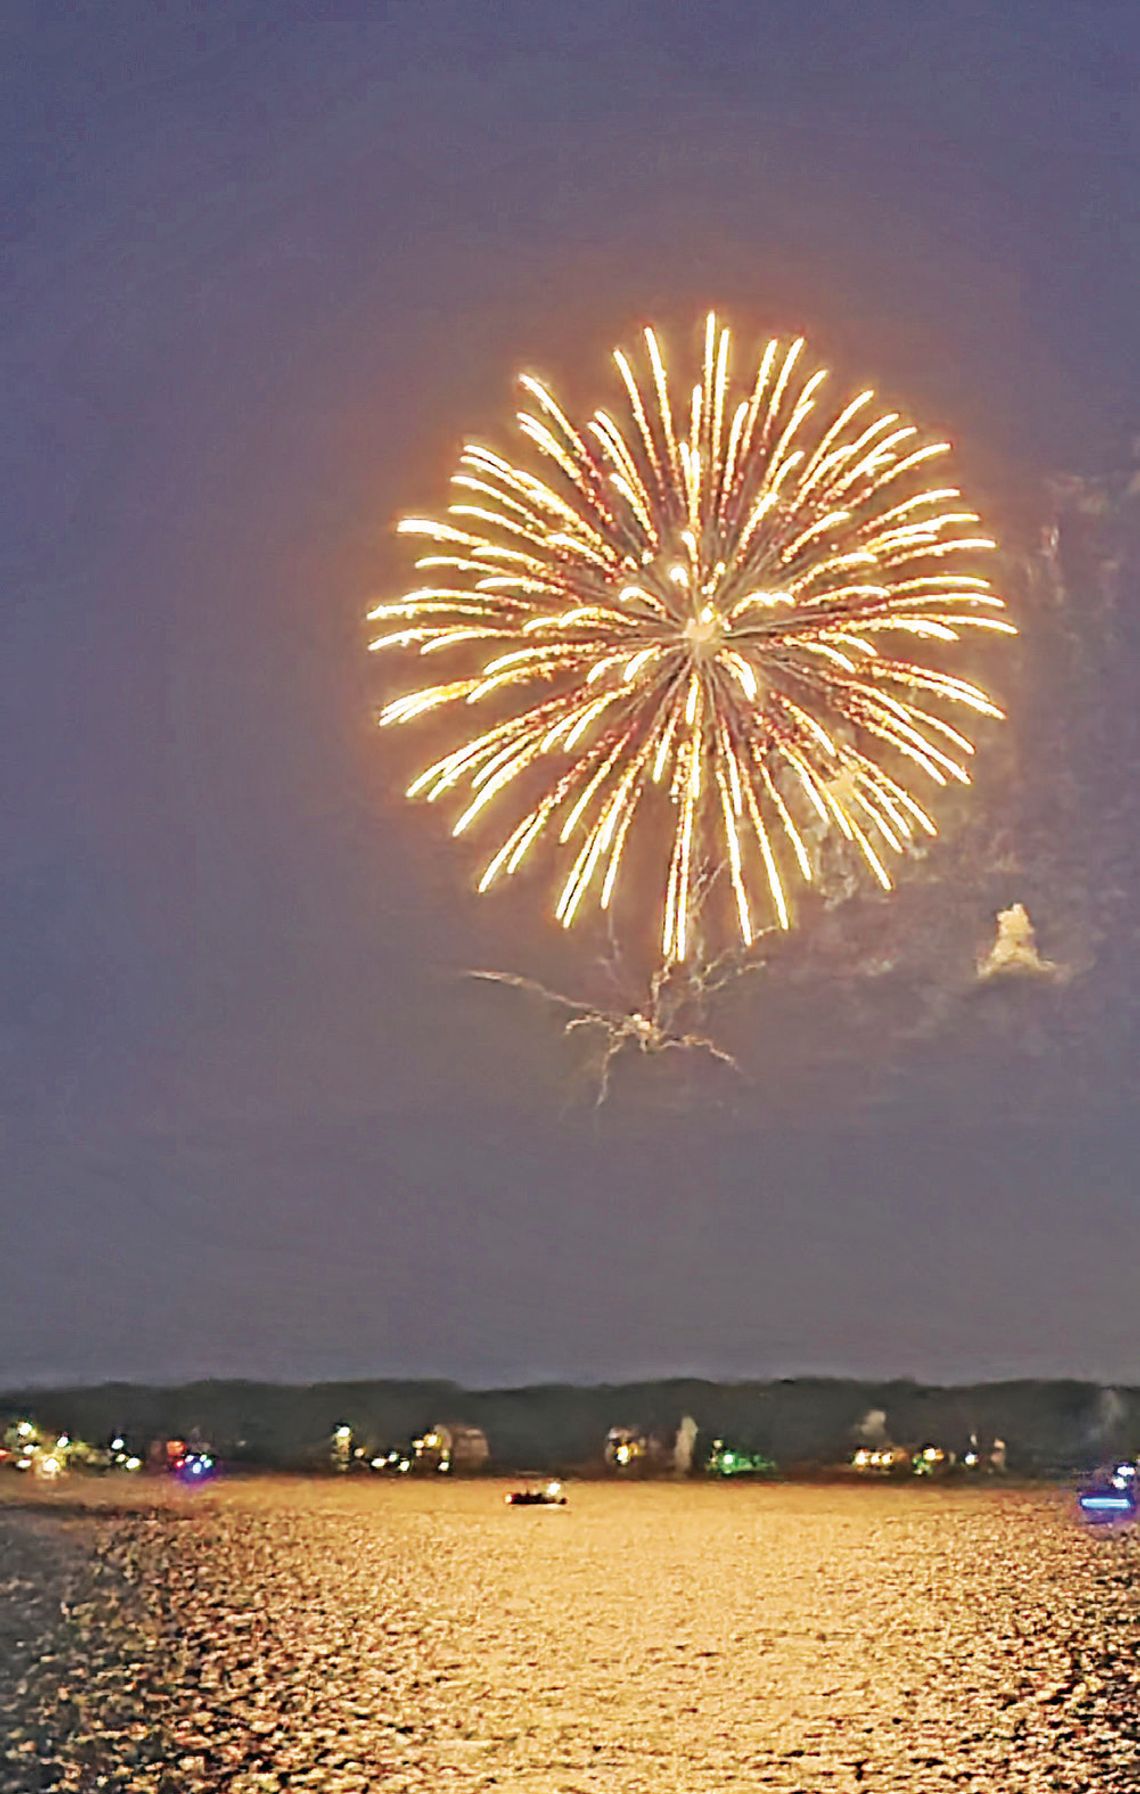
<box><xmin>372</xmin><ymin>315</ymin><xmax>1013</xmax><ymax>964</ymax></box>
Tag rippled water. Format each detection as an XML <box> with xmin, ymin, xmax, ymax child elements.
<box><xmin>1</xmin><ymin>1478</ymin><xmax>1138</xmax><ymax>1791</ymax></box>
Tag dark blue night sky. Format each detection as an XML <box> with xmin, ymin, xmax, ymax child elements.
<box><xmin>4</xmin><ymin>4</ymin><xmax>1139</xmax><ymax>1386</ymax></box>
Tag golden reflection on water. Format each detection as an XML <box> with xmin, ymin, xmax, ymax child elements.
<box><xmin>1</xmin><ymin>1478</ymin><xmax>1139</xmax><ymax>1790</ymax></box>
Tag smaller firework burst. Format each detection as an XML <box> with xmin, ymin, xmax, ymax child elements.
<box><xmin>471</xmin><ymin>967</ymin><xmax>740</xmax><ymax>1105</ymax></box>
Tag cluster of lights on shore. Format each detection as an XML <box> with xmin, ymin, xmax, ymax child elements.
<box><xmin>0</xmin><ymin>1421</ymin><xmax>218</xmax><ymax>1482</ymax></box>
<box><xmin>0</xmin><ymin>1419</ymin><xmax>143</xmax><ymax>1478</ymax></box>
<box><xmin>334</xmin><ymin>1423</ymin><xmax>457</xmax><ymax>1475</ymax></box>
<box><xmin>852</xmin><ymin>1440</ymin><xmax>1000</xmax><ymax>1476</ymax></box>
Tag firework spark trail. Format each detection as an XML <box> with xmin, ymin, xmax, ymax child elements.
<box><xmin>470</xmin><ymin>969</ymin><xmax>741</xmax><ymax>1105</ymax></box>
<box><xmin>374</xmin><ymin>316</ymin><xmax>1012</xmax><ymax>969</ymax></box>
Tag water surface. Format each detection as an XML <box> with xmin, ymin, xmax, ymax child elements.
<box><xmin>1</xmin><ymin>1478</ymin><xmax>1138</xmax><ymax>1790</ymax></box>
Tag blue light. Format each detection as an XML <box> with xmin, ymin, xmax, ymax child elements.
<box><xmin>179</xmin><ymin>1452</ymin><xmax>215</xmax><ymax>1483</ymax></box>
<box><xmin>1079</xmin><ymin>1494</ymin><xmax>1134</xmax><ymax>1512</ymax></box>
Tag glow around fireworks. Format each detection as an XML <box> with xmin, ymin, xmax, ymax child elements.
<box><xmin>372</xmin><ymin>315</ymin><xmax>1013</xmax><ymax>964</ymax></box>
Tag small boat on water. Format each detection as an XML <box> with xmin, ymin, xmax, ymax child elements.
<box><xmin>1078</xmin><ymin>1462</ymin><xmax>1137</xmax><ymax>1521</ymax></box>
<box><xmin>505</xmin><ymin>1479</ymin><xmax>567</xmax><ymax>1508</ymax></box>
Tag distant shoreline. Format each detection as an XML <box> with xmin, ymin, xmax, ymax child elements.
<box><xmin>3</xmin><ymin>1375</ymin><xmax>1134</xmax><ymax>1478</ymax></box>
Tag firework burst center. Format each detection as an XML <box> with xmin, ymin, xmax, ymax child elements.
<box><xmin>681</xmin><ymin>605</ymin><xmax>726</xmax><ymax>660</ymax></box>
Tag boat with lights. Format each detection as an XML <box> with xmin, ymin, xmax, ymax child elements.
<box><xmin>1078</xmin><ymin>1461</ymin><xmax>1137</xmax><ymax>1521</ymax></box>
<box><xmin>505</xmin><ymin>1479</ymin><xmax>567</xmax><ymax>1507</ymax></box>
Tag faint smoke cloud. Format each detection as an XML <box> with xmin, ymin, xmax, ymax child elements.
<box><xmin>977</xmin><ymin>903</ymin><xmax>1065</xmax><ymax>982</ymax></box>
<box><xmin>855</xmin><ymin>1408</ymin><xmax>889</xmax><ymax>1445</ymax></box>
<box><xmin>1087</xmin><ymin>1387</ymin><xmax>1127</xmax><ymax>1444</ymax></box>
<box><xmin>673</xmin><ymin>1415</ymin><xmax>698</xmax><ymax>1476</ymax></box>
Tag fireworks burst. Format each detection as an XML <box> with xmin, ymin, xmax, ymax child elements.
<box><xmin>372</xmin><ymin>314</ymin><xmax>1013</xmax><ymax>967</ymax></box>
